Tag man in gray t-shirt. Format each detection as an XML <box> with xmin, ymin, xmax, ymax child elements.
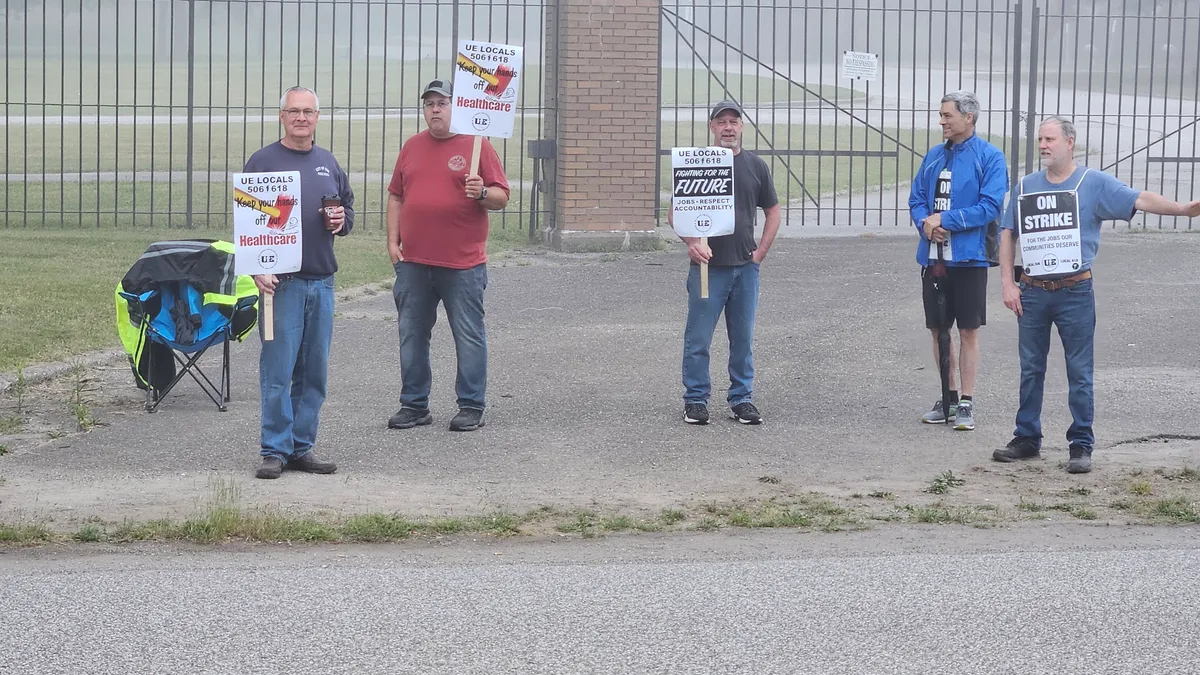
<box><xmin>669</xmin><ymin>100</ymin><xmax>781</xmax><ymax>426</ymax></box>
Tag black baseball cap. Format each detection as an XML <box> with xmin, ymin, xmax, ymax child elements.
<box><xmin>422</xmin><ymin>79</ymin><xmax>452</xmax><ymax>98</ymax></box>
<box><xmin>709</xmin><ymin>100</ymin><xmax>744</xmax><ymax>120</ymax></box>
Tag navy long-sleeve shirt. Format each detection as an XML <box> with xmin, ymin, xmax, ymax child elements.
<box><xmin>242</xmin><ymin>141</ymin><xmax>355</xmax><ymax>278</ymax></box>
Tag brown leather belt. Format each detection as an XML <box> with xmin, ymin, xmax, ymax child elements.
<box><xmin>1022</xmin><ymin>269</ymin><xmax>1092</xmax><ymax>291</ymax></box>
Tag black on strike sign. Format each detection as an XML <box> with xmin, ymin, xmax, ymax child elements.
<box><xmin>1017</xmin><ymin>188</ymin><xmax>1083</xmax><ymax>277</ymax></box>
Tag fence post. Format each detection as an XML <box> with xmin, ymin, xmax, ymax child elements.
<box><xmin>185</xmin><ymin>0</ymin><xmax>196</xmax><ymax>228</ymax></box>
<box><xmin>1010</xmin><ymin>1</ymin><xmax>1024</xmax><ymax>187</ymax></box>
<box><xmin>653</xmin><ymin>1</ymin><xmax>663</xmax><ymax>228</ymax></box>
<box><xmin>450</xmin><ymin>0</ymin><xmax>460</xmax><ymax>65</ymax></box>
<box><xmin>1024</xmin><ymin>2</ymin><xmax>1041</xmax><ymax>176</ymax></box>
<box><xmin>542</xmin><ymin>0</ymin><xmax>560</xmax><ymax>236</ymax></box>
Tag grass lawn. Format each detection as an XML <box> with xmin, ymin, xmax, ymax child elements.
<box><xmin>0</xmin><ymin>223</ymin><xmax>534</xmax><ymax>372</ymax></box>
<box><xmin>2</xmin><ymin>179</ymin><xmax>549</xmax><ymax>233</ymax></box>
<box><xmin>1</xmin><ymin>58</ymin><xmax>542</xmax><ymax>114</ymax></box>
<box><xmin>0</xmin><ymin>55</ymin><xmax>851</xmax><ymax>115</ymax></box>
<box><xmin>4</xmin><ymin>122</ymin><xmax>970</xmax><ymax>229</ymax></box>
<box><xmin>660</xmin><ymin>123</ymin><xmax>1020</xmax><ymax>203</ymax></box>
<box><xmin>0</xmin><ymin>116</ymin><xmax>549</xmax><ymax>177</ymax></box>
<box><xmin>983</xmin><ymin>67</ymin><xmax>1200</xmax><ymax>102</ymax></box>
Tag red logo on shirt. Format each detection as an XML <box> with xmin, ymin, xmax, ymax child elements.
<box><xmin>448</xmin><ymin>154</ymin><xmax>467</xmax><ymax>172</ymax></box>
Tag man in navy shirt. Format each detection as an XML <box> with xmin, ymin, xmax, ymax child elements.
<box><xmin>994</xmin><ymin>116</ymin><xmax>1200</xmax><ymax>473</ymax></box>
<box><xmin>243</xmin><ymin>86</ymin><xmax>356</xmax><ymax>479</ymax></box>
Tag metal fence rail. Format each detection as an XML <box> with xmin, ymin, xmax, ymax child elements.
<box><xmin>658</xmin><ymin>0</ymin><xmax>1200</xmax><ymax>230</ymax></box>
<box><xmin>1038</xmin><ymin>0</ymin><xmax>1200</xmax><ymax>230</ymax></box>
<box><xmin>4</xmin><ymin>1</ymin><xmax>1199</xmax><ymax>231</ymax></box>
<box><xmin>1</xmin><ymin>0</ymin><xmax>551</xmax><ymax>233</ymax></box>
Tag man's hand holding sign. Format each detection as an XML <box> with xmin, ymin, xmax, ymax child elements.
<box><xmin>450</xmin><ymin>39</ymin><xmax>523</xmax><ymax>179</ymax></box>
<box><xmin>232</xmin><ymin>171</ymin><xmax>303</xmax><ymax>341</ymax></box>
<box><xmin>670</xmin><ymin>147</ymin><xmax>736</xmax><ymax>298</ymax></box>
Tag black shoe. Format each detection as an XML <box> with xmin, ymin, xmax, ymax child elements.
<box><xmin>1067</xmin><ymin>445</ymin><xmax>1093</xmax><ymax>474</ymax></box>
<box><xmin>288</xmin><ymin>451</ymin><xmax>337</xmax><ymax>474</ymax></box>
<box><xmin>255</xmin><ymin>456</ymin><xmax>284</xmax><ymax>479</ymax></box>
<box><xmin>684</xmin><ymin>403</ymin><xmax>709</xmax><ymax>425</ymax></box>
<box><xmin>731</xmin><ymin>402</ymin><xmax>762</xmax><ymax>425</ymax></box>
<box><xmin>992</xmin><ymin>437</ymin><xmax>1042</xmax><ymax>463</ymax></box>
<box><xmin>449</xmin><ymin>408</ymin><xmax>485</xmax><ymax>432</ymax></box>
<box><xmin>388</xmin><ymin>407</ymin><xmax>432</xmax><ymax>429</ymax></box>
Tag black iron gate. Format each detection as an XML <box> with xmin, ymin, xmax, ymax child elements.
<box><xmin>657</xmin><ymin>0</ymin><xmax>1200</xmax><ymax>231</ymax></box>
<box><xmin>0</xmin><ymin>0</ymin><xmax>553</xmax><ymax>234</ymax></box>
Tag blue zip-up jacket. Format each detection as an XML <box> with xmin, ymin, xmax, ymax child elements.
<box><xmin>909</xmin><ymin>134</ymin><xmax>1009</xmax><ymax>267</ymax></box>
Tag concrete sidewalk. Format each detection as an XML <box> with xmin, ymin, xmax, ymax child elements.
<box><xmin>2</xmin><ymin>230</ymin><xmax>1199</xmax><ymax>524</ymax></box>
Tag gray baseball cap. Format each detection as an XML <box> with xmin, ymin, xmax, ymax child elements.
<box><xmin>422</xmin><ymin>79</ymin><xmax>453</xmax><ymax>98</ymax></box>
<box><xmin>709</xmin><ymin>99</ymin><xmax>744</xmax><ymax>120</ymax></box>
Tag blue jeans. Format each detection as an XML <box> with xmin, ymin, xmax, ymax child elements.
<box><xmin>682</xmin><ymin>261</ymin><xmax>760</xmax><ymax>406</ymax></box>
<box><xmin>1014</xmin><ymin>278</ymin><xmax>1096</xmax><ymax>451</ymax></box>
<box><xmin>259</xmin><ymin>275</ymin><xmax>335</xmax><ymax>460</ymax></box>
<box><xmin>393</xmin><ymin>261</ymin><xmax>488</xmax><ymax>411</ymax></box>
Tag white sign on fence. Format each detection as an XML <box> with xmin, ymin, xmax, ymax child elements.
<box><xmin>450</xmin><ymin>39</ymin><xmax>524</xmax><ymax>139</ymax></box>
<box><xmin>231</xmin><ymin>171</ymin><xmax>303</xmax><ymax>276</ymax></box>
<box><xmin>842</xmin><ymin>50</ymin><xmax>878</xmax><ymax>81</ymax></box>
<box><xmin>671</xmin><ymin>147</ymin><xmax>735</xmax><ymax>239</ymax></box>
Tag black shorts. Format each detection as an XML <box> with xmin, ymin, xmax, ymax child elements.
<box><xmin>922</xmin><ymin>266</ymin><xmax>988</xmax><ymax>330</ymax></box>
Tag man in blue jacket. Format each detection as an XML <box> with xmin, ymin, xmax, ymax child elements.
<box><xmin>908</xmin><ymin>91</ymin><xmax>1009</xmax><ymax>431</ymax></box>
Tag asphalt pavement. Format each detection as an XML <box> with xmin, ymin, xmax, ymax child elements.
<box><xmin>2</xmin><ymin>527</ymin><xmax>1198</xmax><ymax>674</ymax></box>
<box><xmin>2</xmin><ymin>230</ymin><xmax>1200</xmax><ymax>522</ymax></box>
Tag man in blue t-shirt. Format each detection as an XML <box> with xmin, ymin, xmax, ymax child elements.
<box><xmin>994</xmin><ymin>115</ymin><xmax>1200</xmax><ymax>473</ymax></box>
<box><xmin>243</xmin><ymin>86</ymin><xmax>356</xmax><ymax>480</ymax></box>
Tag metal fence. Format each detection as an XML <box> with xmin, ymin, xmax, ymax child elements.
<box><xmin>4</xmin><ymin>0</ymin><xmax>1199</xmax><ymax>232</ymax></box>
<box><xmin>0</xmin><ymin>0</ymin><xmax>551</xmax><ymax>232</ymax></box>
<box><xmin>659</xmin><ymin>0</ymin><xmax>1200</xmax><ymax>230</ymax></box>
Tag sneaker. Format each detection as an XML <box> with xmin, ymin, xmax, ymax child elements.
<box><xmin>921</xmin><ymin>399</ymin><xmax>957</xmax><ymax>424</ymax></box>
<box><xmin>388</xmin><ymin>407</ymin><xmax>432</xmax><ymax>429</ymax></box>
<box><xmin>1067</xmin><ymin>445</ymin><xmax>1093</xmax><ymax>474</ymax></box>
<box><xmin>288</xmin><ymin>451</ymin><xmax>337</xmax><ymax>474</ymax></box>
<box><xmin>255</xmin><ymin>456</ymin><xmax>284</xmax><ymax>480</ymax></box>
<box><xmin>449</xmin><ymin>407</ymin><xmax>485</xmax><ymax>432</ymax></box>
<box><xmin>684</xmin><ymin>402</ymin><xmax>709</xmax><ymax>425</ymax></box>
<box><xmin>992</xmin><ymin>437</ymin><xmax>1042</xmax><ymax>463</ymax></box>
<box><xmin>731</xmin><ymin>402</ymin><xmax>762</xmax><ymax>425</ymax></box>
<box><xmin>953</xmin><ymin>400</ymin><xmax>975</xmax><ymax>431</ymax></box>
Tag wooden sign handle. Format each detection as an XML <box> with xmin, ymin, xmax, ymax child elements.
<box><xmin>469</xmin><ymin>135</ymin><xmax>483</xmax><ymax>176</ymax></box>
<box><xmin>262</xmin><ymin>293</ymin><xmax>274</xmax><ymax>342</ymax></box>
<box><xmin>700</xmin><ymin>236</ymin><xmax>709</xmax><ymax>299</ymax></box>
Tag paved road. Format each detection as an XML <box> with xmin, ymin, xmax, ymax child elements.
<box><xmin>2</xmin><ymin>527</ymin><xmax>1198</xmax><ymax>674</ymax></box>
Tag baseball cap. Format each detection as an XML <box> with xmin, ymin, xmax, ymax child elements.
<box><xmin>422</xmin><ymin>79</ymin><xmax>453</xmax><ymax>98</ymax></box>
<box><xmin>709</xmin><ymin>100</ymin><xmax>744</xmax><ymax>120</ymax></box>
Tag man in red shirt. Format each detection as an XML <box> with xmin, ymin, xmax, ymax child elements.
<box><xmin>385</xmin><ymin>78</ymin><xmax>511</xmax><ymax>432</ymax></box>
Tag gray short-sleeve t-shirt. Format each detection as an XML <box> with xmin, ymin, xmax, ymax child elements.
<box><xmin>706</xmin><ymin>149</ymin><xmax>779</xmax><ymax>266</ymax></box>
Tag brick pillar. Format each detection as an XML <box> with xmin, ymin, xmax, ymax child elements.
<box><xmin>543</xmin><ymin>0</ymin><xmax>661</xmax><ymax>252</ymax></box>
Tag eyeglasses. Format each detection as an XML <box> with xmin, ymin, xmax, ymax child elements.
<box><xmin>423</xmin><ymin>100</ymin><xmax>450</xmax><ymax>110</ymax></box>
<box><xmin>282</xmin><ymin>108</ymin><xmax>319</xmax><ymax>118</ymax></box>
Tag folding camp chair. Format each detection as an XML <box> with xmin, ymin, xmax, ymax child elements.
<box><xmin>119</xmin><ymin>283</ymin><xmax>256</xmax><ymax>412</ymax></box>
<box><xmin>115</xmin><ymin>240</ymin><xmax>259</xmax><ymax>413</ymax></box>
